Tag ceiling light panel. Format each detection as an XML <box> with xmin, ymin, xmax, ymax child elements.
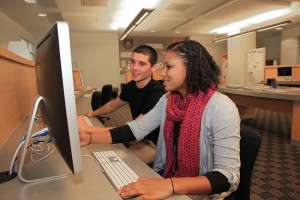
<box><xmin>24</xmin><ymin>0</ymin><xmax>36</xmax><ymax>3</ymax></box>
<box><xmin>209</xmin><ymin>0</ymin><xmax>295</xmax><ymax>34</ymax></box>
<box><xmin>110</xmin><ymin>0</ymin><xmax>160</xmax><ymax>30</ymax></box>
<box><xmin>201</xmin><ymin>1</ymin><xmax>289</xmax><ymax>27</ymax></box>
<box><xmin>63</xmin><ymin>15</ymin><xmax>99</xmax><ymax>28</ymax></box>
<box><xmin>211</xmin><ymin>22</ymin><xmax>250</xmax><ymax>34</ymax></box>
<box><xmin>81</xmin><ymin>0</ymin><xmax>108</xmax><ymax>7</ymax></box>
<box><xmin>242</xmin><ymin>9</ymin><xmax>290</xmax><ymax>24</ymax></box>
<box><xmin>165</xmin><ymin>3</ymin><xmax>193</xmax><ymax>12</ymax></box>
<box><xmin>136</xmin><ymin>17</ymin><xmax>187</xmax><ymax>32</ymax></box>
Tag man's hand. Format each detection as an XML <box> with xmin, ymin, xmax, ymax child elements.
<box><xmin>85</xmin><ymin>111</ymin><xmax>94</xmax><ymax>117</ymax></box>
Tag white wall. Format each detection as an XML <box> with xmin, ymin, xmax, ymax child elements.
<box><xmin>281</xmin><ymin>27</ymin><xmax>300</xmax><ymax>65</ymax></box>
<box><xmin>70</xmin><ymin>31</ymin><xmax>120</xmax><ymax>91</ymax></box>
<box><xmin>0</xmin><ymin>11</ymin><xmax>35</xmax><ymax>48</ymax></box>
<box><xmin>262</xmin><ymin>35</ymin><xmax>281</xmax><ymax>64</ymax></box>
<box><xmin>227</xmin><ymin>32</ymin><xmax>256</xmax><ymax>86</ymax></box>
<box><xmin>189</xmin><ymin>35</ymin><xmax>227</xmax><ymax>67</ymax></box>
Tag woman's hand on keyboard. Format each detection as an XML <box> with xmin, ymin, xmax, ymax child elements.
<box><xmin>118</xmin><ymin>177</ymin><xmax>173</xmax><ymax>200</ymax></box>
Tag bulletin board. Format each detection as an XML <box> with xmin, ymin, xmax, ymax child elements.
<box><xmin>247</xmin><ymin>48</ymin><xmax>265</xmax><ymax>88</ymax></box>
<box><xmin>221</xmin><ymin>53</ymin><xmax>228</xmax><ymax>86</ymax></box>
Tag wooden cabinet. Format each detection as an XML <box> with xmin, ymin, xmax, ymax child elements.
<box><xmin>264</xmin><ymin>65</ymin><xmax>300</xmax><ymax>86</ymax></box>
<box><xmin>265</xmin><ymin>65</ymin><xmax>300</xmax><ymax>81</ymax></box>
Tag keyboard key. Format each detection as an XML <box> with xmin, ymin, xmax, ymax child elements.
<box><xmin>83</xmin><ymin>115</ymin><xmax>92</xmax><ymax>126</ymax></box>
<box><xmin>92</xmin><ymin>150</ymin><xmax>139</xmax><ymax>190</ymax></box>
<box><xmin>77</xmin><ymin>115</ymin><xmax>103</xmax><ymax>133</ymax></box>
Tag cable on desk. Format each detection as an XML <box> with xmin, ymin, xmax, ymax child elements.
<box><xmin>29</xmin><ymin>138</ymin><xmax>56</xmax><ymax>163</ymax></box>
<box><xmin>8</xmin><ymin>127</ymin><xmax>51</xmax><ymax>175</ymax></box>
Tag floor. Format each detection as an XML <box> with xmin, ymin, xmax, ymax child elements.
<box><xmin>102</xmin><ymin>104</ymin><xmax>300</xmax><ymax>199</ymax></box>
<box><xmin>242</xmin><ymin>109</ymin><xmax>300</xmax><ymax>200</ymax></box>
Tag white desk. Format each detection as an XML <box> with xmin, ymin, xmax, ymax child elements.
<box><xmin>218</xmin><ymin>86</ymin><xmax>300</xmax><ymax>147</ymax></box>
<box><xmin>0</xmin><ymin>91</ymin><xmax>190</xmax><ymax>200</ymax></box>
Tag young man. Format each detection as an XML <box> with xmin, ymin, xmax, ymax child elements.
<box><xmin>86</xmin><ymin>44</ymin><xmax>166</xmax><ymax>164</ymax></box>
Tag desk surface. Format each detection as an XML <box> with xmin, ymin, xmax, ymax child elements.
<box><xmin>218</xmin><ymin>86</ymin><xmax>300</xmax><ymax>101</ymax></box>
<box><xmin>0</xmin><ymin>90</ymin><xmax>190</xmax><ymax>200</ymax></box>
<box><xmin>219</xmin><ymin>86</ymin><xmax>300</xmax><ymax>147</ymax></box>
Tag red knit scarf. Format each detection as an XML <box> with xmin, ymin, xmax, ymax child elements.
<box><xmin>163</xmin><ymin>87</ymin><xmax>215</xmax><ymax>178</ymax></box>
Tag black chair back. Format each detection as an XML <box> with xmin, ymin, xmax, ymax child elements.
<box><xmin>90</xmin><ymin>84</ymin><xmax>113</xmax><ymax>123</ymax></box>
<box><xmin>91</xmin><ymin>91</ymin><xmax>102</xmax><ymax>111</ymax></box>
<box><xmin>101</xmin><ymin>84</ymin><xmax>113</xmax><ymax>104</ymax></box>
<box><xmin>233</xmin><ymin>124</ymin><xmax>261</xmax><ymax>200</ymax></box>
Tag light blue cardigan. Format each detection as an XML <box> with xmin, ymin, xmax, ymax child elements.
<box><xmin>126</xmin><ymin>92</ymin><xmax>241</xmax><ymax>198</ymax></box>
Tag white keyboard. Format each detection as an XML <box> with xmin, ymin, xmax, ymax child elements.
<box><xmin>92</xmin><ymin>150</ymin><xmax>139</xmax><ymax>190</ymax></box>
<box><xmin>83</xmin><ymin>115</ymin><xmax>92</xmax><ymax>126</ymax></box>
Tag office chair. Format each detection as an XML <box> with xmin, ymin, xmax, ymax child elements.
<box><xmin>225</xmin><ymin>124</ymin><xmax>261</xmax><ymax>200</ymax></box>
<box><xmin>91</xmin><ymin>84</ymin><xmax>113</xmax><ymax>123</ymax></box>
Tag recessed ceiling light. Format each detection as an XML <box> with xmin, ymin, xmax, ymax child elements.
<box><xmin>24</xmin><ymin>0</ymin><xmax>37</xmax><ymax>3</ymax></box>
<box><xmin>175</xmin><ymin>31</ymin><xmax>181</xmax><ymax>34</ymax></box>
<box><xmin>38</xmin><ymin>13</ymin><xmax>47</xmax><ymax>17</ymax></box>
<box><xmin>151</xmin><ymin>30</ymin><xmax>156</xmax><ymax>32</ymax></box>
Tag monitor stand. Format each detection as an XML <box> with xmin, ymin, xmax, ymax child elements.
<box><xmin>18</xmin><ymin>96</ymin><xmax>72</xmax><ymax>183</ymax></box>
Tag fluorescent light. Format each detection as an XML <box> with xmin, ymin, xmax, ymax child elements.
<box><xmin>127</xmin><ymin>25</ymin><xmax>137</xmax><ymax>33</ymax></box>
<box><xmin>243</xmin><ymin>9</ymin><xmax>289</xmax><ymax>24</ymax></box>
<box><xmin>212</xmin><ymin>20</ymin><xmax>292</xmax><ymax>42</ymax></box>
<box><xmin>213</xmin><ymin>37</ymin><xmax>231</xmax><ymax>43</ymax></box>
<box><xmin>211</xmin><ymin>22</ymin><xmax>249</xmax><ymax>34</ymax></box>
<box><xmin>38</xmin><ymin>13</ymin><xmax>47</xmax><ymax>17</ymax></box>
<box><xmin>111</xmin><ymin>0</ymin><xmax>159</xmax><ymax>30</ymax></box>
<box><xmin>135</xmin><ymin>12</ymin><xmax>150</xmax><ymax>25</ymax></box>
<box><xmin>211</xmin><ymin>7</ymin><xmax>293</xmax><ymax>34</ymax></box>
<box><xmin>24</xmin><ymin>0</ymin><xmax>36</xmax><ymax>3</ymax></box>
<box><xmin>120</xmin><ymin>33</ymin><xmax>129</xmax><ymax>41</ymax></box>
<box><xmin>257</xmin><ymin>21</ymin><xmax>291</xmax><ymax>32</ymax></box>
<box><xmin>119</xmin><ymin>8</ymin><xmax>155</xmax><ymax>40</ymax></box>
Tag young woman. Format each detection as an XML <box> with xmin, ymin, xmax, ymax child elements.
<box><xmin>79</xmin><ymin>40</ymin><xmax>240</xmax><ymax>199</ymax></box>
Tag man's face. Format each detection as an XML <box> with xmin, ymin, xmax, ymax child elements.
<box><xmin>129</xmin><ymin>52</ymin><xmax>154</xmax><ymax>85</ymax></box>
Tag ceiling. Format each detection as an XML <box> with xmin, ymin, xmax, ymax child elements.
<box><xmin>1</xmin><ymin>0</ymin><xmax>300</xmax><ymax>41</ymax></box>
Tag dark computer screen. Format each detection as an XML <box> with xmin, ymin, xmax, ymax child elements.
<box><xmin>18</xmin><ymin>22</ymin><xmax>83</xmax><ymax>182</ymax></box>
<box><xmin>278</xmin><ymin>66</ymin><xmax>292</xmax><ymax>76</ymax></box>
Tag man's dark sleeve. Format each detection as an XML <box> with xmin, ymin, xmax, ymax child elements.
<box><xmin>119</xmin><ymin>81</ymin><xmax>131</xmax><ymax>101</ymax></box>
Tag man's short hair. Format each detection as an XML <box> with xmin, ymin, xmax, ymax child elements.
<box><xmin>133</xmin><ymin>45</ymin><xmax>158</xmax><ymax>66</ymax></box>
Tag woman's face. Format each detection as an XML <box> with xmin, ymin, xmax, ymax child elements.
<box><xmin>162</xmin><ymin>51</ymin><xmax>187</xmax><ymax>96</ymax></box>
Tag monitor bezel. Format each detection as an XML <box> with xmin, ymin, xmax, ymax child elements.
<box><xmin>18</xmin><ymin>21</ymin><xmax>83</xmax><ymax>182</ymax></box>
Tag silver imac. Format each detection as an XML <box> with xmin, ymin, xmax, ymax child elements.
<box><xmin>18</xmin><ymin>21</ymin><xmax>83</xmax><ymax>182</ymax></box>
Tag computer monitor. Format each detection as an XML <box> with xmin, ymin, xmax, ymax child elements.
<box><xmin>18</xmin><ymin>22</ymin><xmax>83</xmax><ymax>182</ymax></box>
<box><xmin>278</xmin><ymin>66</ymin><xmax>292</xmax><ymax>80</ymax></box>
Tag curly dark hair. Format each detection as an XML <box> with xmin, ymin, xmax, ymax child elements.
<box><xmin>166</xmin><ymin>40</ymin><xmax>220</xmax><ymax>94</ymax></box>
